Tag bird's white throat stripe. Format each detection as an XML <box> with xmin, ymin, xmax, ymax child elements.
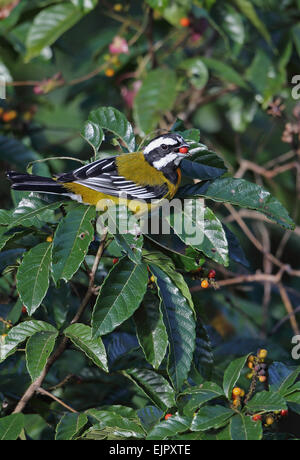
<box><xmin>144</xmin><ymin>137</ymin><xmax>178</xmax><ymax>154</ymax></box>
<box><xmin>153</xmin><ymin>153</ymin><xmax>178</xmax><ymax>170</ymax></box>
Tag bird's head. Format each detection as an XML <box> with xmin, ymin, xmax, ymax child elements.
<box><xmin>143</xmin><ymin>133</ymin><xmax>190</xmax><ymax>172</ymax></box>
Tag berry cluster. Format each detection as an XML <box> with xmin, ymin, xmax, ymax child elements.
<box><xmin>200</xmin><ymin>269</ymin><xmax>216</xmax><ymax>289</ymax></box>
<box><xmin>252</xmin><ymin>409</ymin><xmax>288</xmax><ymax>426</ymax></box>
<box><xmin>246</xmin><ymin>349</ymin><xmax>268</xmax><ymax>383</ymax></box>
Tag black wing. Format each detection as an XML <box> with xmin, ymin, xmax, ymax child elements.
<box><xmin>57</xmin><ymin>157</ymin><xmax>168</xmax><ymax>201</ymax></box>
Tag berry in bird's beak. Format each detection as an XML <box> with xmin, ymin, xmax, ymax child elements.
<box><xmin>179</xmin><ymin>146</ymin><xmax>189</xmax><ymax>154</ymax></box>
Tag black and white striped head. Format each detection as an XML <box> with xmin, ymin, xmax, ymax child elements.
<box><xmin>143</xmin><ymin>133</ymin><xmax>189</xmax><ymax>171</ymax></box>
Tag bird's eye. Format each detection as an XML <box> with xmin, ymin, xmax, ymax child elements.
<box><xmin>161</xmin><ymin>144</ymin><xmax>168</xmax><ymax>150</ymax></box>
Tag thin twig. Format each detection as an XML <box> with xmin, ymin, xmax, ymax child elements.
<box><xmin>36</xmin><ymin>387</ymin><xmax>77</xmax><ymax>413</ymax></box>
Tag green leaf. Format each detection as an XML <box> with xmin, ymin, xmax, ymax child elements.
<box><xmin>0</xmin><ymin>135</ymin><xmax>40</xmax><ymax>169</ymax></box>
<box><xmin>223</xmin><ymin>354</ymin><xmax>249</xmax><ymax>399</ymax></box>
<box><xmin>10</xmin><ymin>196</ymin><xmax>63</xmax><ymax>229</ymax></box>
<box><xmin>81</xmin><ymin>120</ymin><xmax>104</xmax><ymax>155</ymax></box>
<box><xmin>201</xmin><ymin>57</ymin><xmax>249</xmax><ymax>89</ymax></box>
<box><xmin>180</xmin><ymin>148</ymin><xmax>227</xmax><ymax>181</ymax></box>
<box><xmin>230</xmin><ymin>413</ymin><xmax>263</xmax><ymax>440</ymax></box>
<box><xmin>17</xmin><ymin>242</ymin><xmax>52</xmax><ymax>315</ymax></box>
<box><xmin>0</xmin><ymin>320</ymin><xmax>57</xmax><ymax>362</ymax></box>
<box><xmin>26</xmin><ymin>331</ymin><xmax>58</xmax><ymax>381</ymax></box>
<box><xmin>52</xmin><ymin>205</ymin><xmax>95</xmax><ymax>283</ymax></box>
<box><xmin>133</xmin><ymin>69</ymin><xmax>178</xmax><ymax>135</ymax></box>
<box><xmin>191</xmin><ymin>406</ymin><xmax>234</xmax><ymax>431</ymax></box>
<box><xmin>178</xmin><ymin>178</ymin><xmax>295</xmax><ymax>230</ymax></box>
<box><xmin>146</xmin><ymin>415</ymin><xmax>192</xmax><ymax>440</ymax></box>
<box><xmin>134</xmin><ymin>292</ymin><xmax>168</xmax><ymax>369</ymax></box>
<box><xmin>246</xmin><ymin>391</ymin><xmax>287</xmax><ymax>414</ymax></box>
<box><xmin>231</xmin><ymin>0</ymin><xmax>271</xmax><ymax>43</ymax></box>
<box><xmin>0</xmin><ymin>414</ymin><xmax>24</xmax><ymax>440</ymax></box>
<box><xmin>92</xmin><ymin>259</ymin><xmax>148</xmax><ymax>337</ymax></box>
<box><xmin>55</xmin><ymin>413</ymin><xmax>88</xmax><ymax>440</ymax></box>
<box><xmin>179</xmin><ymin>382</ymin><xmax>225</xmax><ymax>416</ymax></box>
<box><xmin>0</xmin><ymin>209</ymin><xmax>12</xmax><ymax>227</ymax></box>
<box><xmin>84</xmin><ymin>411</ymin><xmax>145</xmax><ymax>439</ymax></box>
<box><xmin>25</xmin><ymin>3</ymin><xmax>87</xmax><ymax>61</ymax></box>
<box><xmin>64</xmin><ymin>323</ymin><xmax>108</xmax><ymax>372</ymax></box>
<box><xmin>213</xmin><ymin>3</ymin><xmax>245</xmax><ymax>45</ymax></box>
<box><xmin>193</xmin><ymin>313</ymin><xmax>214</xmax><ymax>379</ymax></box>
<box><xmin>123</xmin><ymin>368</ymin><xmax>176</xmax><ymax>411</ymax></box>
<box><xmin>105</xmin><ymin>205</ymin><xmax>143</xmax><ymax>264</ymax></box>
<box><xmin>150</xmin><ymin>265</ymin><xmax>196</xmax><ymax>390</ymax></box>
<box><xmin>137</xmin><ymin>406</ymin><xmax>164</xmax><ymax>432</ymax></box>
<box><xmin>167</xmin><ymin>200</ymin><xmax>229</xmax><ymax>266</ymax></box>
<box><xmin>87</xmin><ymin>106</ymin><xmax>136</xmax><ymax>152</ymax></box>
<box><xmin>180</xmin><ymin>58</ymin><xmax>209</xmax><ymax>90</ymax></box>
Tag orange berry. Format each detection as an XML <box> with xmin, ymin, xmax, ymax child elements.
<box><xmin>105</xmin><ymin>68</ymin><xmax>115</xmax><ymax>77</ymax></box>
<box><xmin>259</xmin><ymin>375</ymin><xmax>267</xmax><ymax>383</ymax></box>
<box><xmin>248</xmin><ymin>355</ymin><xmax>255</xmax><ymax>363</ymax></box>
<box><xmin>180</xmin><ymin>17</ymin><xmax>190</xmax><ymax>27</ymax></box>
<box><xmin>265</xmin><ymin>416</ymin><xmax>274</xmax><ymax>426</ymax></box>
<box><xmin>2</xmin><ymin>110</ymin><xmax>17</xmax><ymax>122</ymax></box>
<box><xmin>258</xmin><ymin>349</ymin><xmax>268</xmax><ymax>359</ymax></box>
<box><xmin>232</xmin><ymin>399</ymin><xmax>240</xmax><ymax>408</ymax></box>
<box><xmin>201</xmin><ymin>279</ymin><xmax>209</xmax><ymax>289</ymax></box>
<box><xmin>165</xmin><ymin>413</ymin><xmax>172</xmax><ymax>420</ymax></box>
<box><xmin>46</xmin><ymin>236</ymin><xmax>53</xmax><ymax>242</ymax></box>
<box><xmin>239</xmin><ymin>389</ymin><xmax>245</xmax><ymax>397</ymax></box>
<box><xmin>232</xmin><ymin>387</ymin><xmax>242</xmax><ymax>397</ymax></box>
<box><xmin>150</xmin><ymin>275</ymin><xmax>155</xmax><ymax>283</ymax></box>
<box><xmin>248</xmin><ymin>361</ymin><xmax>254</xmax><ymax>369</ymax></box>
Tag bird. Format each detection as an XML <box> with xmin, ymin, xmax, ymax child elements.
<box><xmin>7</xmin><ymin>133</ymin><xmax>190</xmax><ymax>214</ymax></box>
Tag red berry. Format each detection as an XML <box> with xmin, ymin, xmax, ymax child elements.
<box><xmin>179</xmin><ymin>146</ymin><xmax>189</xmax><ymax>154</ymax></box>
<box><xmin>165</xmin><ymin>413</ymin><xmax>172</xmax><ymax>420</ymax></box>
<box><xmin>22</xmin><ymin>306</ymin><xmax>27</xmax><ymax>314</ymax></box>
<box><xmin>281</xmin><ymin>410</ymin><xmax>288</xmax><ymax>417</ymax></box>
<box><xmin>113</xmin><ymin>258</ymin><xmax>119</xmax><ymax>264</ymax></box>
<box><xmin>208</xmin><ymin>269</ymin><xmax>216</xmax><ymax>279</ymax></box>
<box><xmin>252</xmin><ymin>414</ymin><xmax>262</xmax><ymax>422</ymax></box>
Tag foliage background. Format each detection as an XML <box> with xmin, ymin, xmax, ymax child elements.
<box><xmin>0</xmin><ymin>0</ymin><xmax>300</xmax><ymax>440</ymax></box>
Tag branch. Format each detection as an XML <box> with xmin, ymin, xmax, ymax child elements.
<box><xmin>12</xmin><ymin>231</ymin><xmax>107</xmax><ymax>414</ymax></box>
<box><xmin>36</xmin><ymin>387</ymin><xmax>77</xmax><ymax>413</ymax></box>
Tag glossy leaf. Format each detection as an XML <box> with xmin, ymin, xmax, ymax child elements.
<box><xmin>201</xmin><ymin>57</ymin><xmax>249</xmax><ymax>89</ymax></box>
<box><xmin>26</xmin><ymin>330</ymin><xmax>58</xmax><ymax>381</ymax></box>
<box><xmin>230</xmin><ymin>413</ymin><xmax>263</xmax><ymax>440</ymax></box>
<box><xmin>134</xmin><ymin>292</ymin><xmax>168</xmax><ymax>369</ymax></box>
<box><xmin>167</xmin><ymin>200</ymin><xmax>229</xmax><ymax>266</ymax></box>
<box><xmin>10</xmin><ymin>196</ymin><xmax>63</xmax><ymax>229</ymax></box>
<box><xmin>64</xmin><ymin>323</ymin><xmax>108</xmax><ymax>372</ymax></box>
<box><xmin>180</xmin><ymin>58</ymin><xmax>209</xmax><ymax>89</ymax></box>
<box><xmin>134</xmin><ymin>68</ymin><xmax>177</xmax><ymax>135</ymax></box>
<box><xmin>179</xmin><ymin>382</ymin><xmax>225</xmax><ymax>416</ymax></box>
<box><xmin>55</xmin><ymin>413</ymin><xmax>88</xmax><ymax>440</ymax></box>
<box><xmin>246</xmin><ymin>391</ymin><xmax>287</xmax><ymax>413</ymax></box>
<box><xmin>191</xmin><ymin>406</ymin><xmax>234</xmax><ymax>431</ymax></box>
<box><xmin>223</xmin><ymin>354</ymin><xmax>250</xmax><ymax>398</ymax></box>
<box><xmin>92</xmin><ymin>259</ymin><xmax>148</xmax><ymax>337</ymax></box>
<box><xmin>17</xmin><ymin>242</ymin><xmax>52</xmax><ymax>315</ymax></box>
<box><xmin>84</xmin><ymin>411</ymin><xmax>145</xmax><ymax>439</ymax></box>
<box><xmin>137</xmin><ymin>406</ymin><xmax>164</xmax><ymax>433</ymax></box>
<box><xmin>150</xmin><ymin>265</ymin><xmax>196</xmax><ymax>390</ymax></box>
<box><xmin>0</xmin><ymin>135</ymin><xmax>39</xmax><ymax>169</ymax></box>
<box><xmin>178</xmin><ymin>178</ymin><xmax>295</xmax><ymax>230</ymax></box>
<box><xmin>0</xmin><ymin>320</ymin><xmax>57</xmax><ymax>362</ymax></box>
<box><xmin>0</xmin><ymin>413</ymin><xmax>24</xmax><ymax>440</ymax></box>
<box><xmin>88</xmin><ymin>106</ymin><xmax>136</xmax><ymax>152</ymax></box>
<box><xmin>124</xmin><ymin>368</ymin><xmax>176</xmax><ymax>411</ymax></box>
<box><xmin>232</xmin><ymin>0</ymin><xmax>271</xmax><ymax>43</ymax></box>
<box><xmin>146</xmin><ymin>415</ymin><xmax>192</xmax><ymax>440</ymax></box>
<box><xmin>25</xmin><ymin>3</ymin><xmax>87</xmax><ymax>61</ymax></box>
<box><xmin>52</xmin><ymin>205</ymin><xmax>95</xmax><ymax>283</ymax></box>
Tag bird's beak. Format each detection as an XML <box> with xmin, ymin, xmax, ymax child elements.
<box><xmin>175</xmin><ymin>143</ymin><xmax>190</xmax><ymax>156</ymax></box>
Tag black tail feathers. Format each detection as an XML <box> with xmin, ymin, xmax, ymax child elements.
<box><xmin>6</xmin><ymin>171</ymin><xmax>67</xmax><ymax>194</ymax></box>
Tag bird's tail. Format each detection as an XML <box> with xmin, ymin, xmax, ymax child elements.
<box><xmin>7</xmin><ymin>171</ymin><xmax>67</xmax><ymax>194</ymax></box>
